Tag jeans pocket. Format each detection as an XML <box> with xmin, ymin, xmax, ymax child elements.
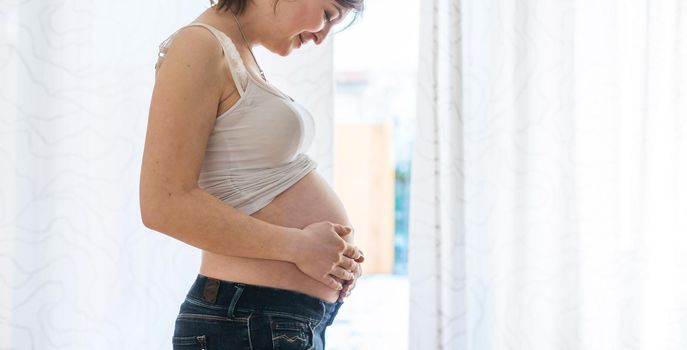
<box><xmin>272</xmin><ymin>318</ymin><xmax>314</xmax><ymax>350</ymax></box>
<box><xmin>248</xmin><ymin>313</ymin><xmax>315</xmax><ymax>350</ymax></box>
<box><xmin>174</xmin><ymin>317</ymin><xmax>251</xmax><ymax>349</ymax></box>
<box><xmin>172</xmin><ymin>335</ymin><xmax>207</xmax><ymax>350</ymax></box>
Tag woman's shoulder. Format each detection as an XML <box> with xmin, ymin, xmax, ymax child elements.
<box><xmin>155</xmin><ymin>23</ymin><xmax>248</xmax><ymax>95</ymax></box>
<box><xmin>156</xmin><ymin>25</ymin><xmax>225</xmax><ymax>74</ymax></box>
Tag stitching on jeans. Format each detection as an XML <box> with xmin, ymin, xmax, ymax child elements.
<box><xmin>305</xmin><ymin>322</ymin><xmax>316</xmax><ymax>350</ymax></box>
<box><xmin>313</xmin><ymin>300</ymin><xmax>325</xmax><ymax>328</ymax></box>
<box><xmin>239</xmin><ymin>309</ymin><xmax>315</xmax><ymax>324</ymax></box>
<box><xmin>272</xmin><ymin>334</ymin><xmax>307</xmax><ymax>343</ymax></box>
<box><xmin>176</xmin><ymin>313</ymin><xmax>247</xmax><ymax>322</ymax></box>
<box><xmin>185</xmin><ymin>296</ymin><xmax>226</xmax><ymax>310</ymax></box>
<box><xmin>247</xmin><ymin>313</ymin><xmax>254</xmax><ymax>350</ymax></box>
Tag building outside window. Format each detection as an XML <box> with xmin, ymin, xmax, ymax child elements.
<box><xmin>327</xmin><ymin>0</ymin><xmax>418</xmax><ymax>348</ymax></box>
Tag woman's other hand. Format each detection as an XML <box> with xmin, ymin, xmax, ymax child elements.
<box><xmin>290</xmin><ymin>221</ymin><xmax>364</xmax><ymax>291</ymax></box>
<box><xmin>337</xmin><ymin>259</ymin><xmax>362</xmax><ymax>302</ymax></box>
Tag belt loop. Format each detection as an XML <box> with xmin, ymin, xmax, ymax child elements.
<box><xmin>227</xmin><ymin>283</ymin><xmax>245</xmax><ymax>318</ymax></box>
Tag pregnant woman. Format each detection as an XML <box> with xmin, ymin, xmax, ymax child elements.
<box><xmin>139</xmin><ymin>0</ymin><xmax>365</xmax><ymax>349</ymax></box>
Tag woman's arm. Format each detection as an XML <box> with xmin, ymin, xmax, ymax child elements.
<box><xmin>139</xmin><ymin>27</ymin><xmax>297</xmax><ymax>262</ymax></box>
<box><xmin>142</xmin><ymin>187</ymin><xmax>303</xmax><ymax>263</ymax></box>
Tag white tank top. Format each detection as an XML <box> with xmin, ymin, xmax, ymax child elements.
<box><xmin>155</xmin><ymin>22</ymin><xmax>318</xmax><ymax>215</ymax></box>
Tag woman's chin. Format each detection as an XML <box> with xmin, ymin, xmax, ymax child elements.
<box><xmin>270</xmin><ymin>43</ymin><xmax>296</xmax><ymax>57</ymax></box>
<box><xmin>264</xmin><ymin>36</ymin><xmax>301</xmax><ymax>57</ymax></box>
<box><xmin>286</xmin><ymin>37</ymin><xmax>303</xmax><ymax>55</ymax></box>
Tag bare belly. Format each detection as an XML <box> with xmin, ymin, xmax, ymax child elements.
<box><xmin>198</xmin><ymin>169</ymin><xmax>352</xmax><ymax>303</ymax></box>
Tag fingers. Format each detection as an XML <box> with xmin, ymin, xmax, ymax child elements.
<box><xmin>339</xmin><ymin>256</ymin><xmax>364</xmax><ymax>275</ymax></box>
<box><xmin>334</xmin><ymin>224</ymin><xmax>353</xmax><ymax>236</ymax></box>
<box><xmin>339</xmin><ymin>256</ymin><xmax>355</xmax><ymax>271</ymax></box>
<box><xmin>343</xmin><ymin>243</ymin><xmax>364</xmax><ymax>261</ymax></box>
<box><xmin>331</xmin><ymin>223</ymin><xmax>364</xmax><ymax>261</ymax></box>
<box><xmin>338</xmin><ymin>280</ymin><xmax>356</xmax><ymax>302</ymax></box>
<box><xmin>331</xmin><ymin>265</ymin><xmax>354</xmax><ymax>281</ymax></box>
<box><xmin>323</xmin><ymin>275</ymin><xmax>343</xmax><ymax>291</ymax></box>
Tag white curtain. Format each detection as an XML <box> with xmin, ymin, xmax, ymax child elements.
<box><xmin>0</xmin><ymin>1</ymin><xmax>334</xmax><ymax>348</ymax></box>
<box><xmin>409</xmin><ymin>0</ymin><xmax>687</xmax><ymax>349</ymax></box>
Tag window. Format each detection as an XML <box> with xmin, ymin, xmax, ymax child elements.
<box><xmin>327</xmin><ymin>0</ymin><xmax>418</xmax><ymax>347</ymax></box>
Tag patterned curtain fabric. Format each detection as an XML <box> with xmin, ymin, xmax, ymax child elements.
<box><xmin>409</xmin><ymin>0</ymin><xmax>687</xmax><ymax>349</ymax></box>
<box><xmin>0</xmin><ymin>1</ymin><xmax>334</xmax><ymax>348</ymax></box>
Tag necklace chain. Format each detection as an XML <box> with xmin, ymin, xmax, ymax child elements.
<box><xmin>227</xmin><ymin>8</ymin><xmax>295</xmax><ymax>102</ymax></box>
<box><xmin>230</xmin><ymin>10</ymin><xmax>267</xmax><ymax>82</ymax></box>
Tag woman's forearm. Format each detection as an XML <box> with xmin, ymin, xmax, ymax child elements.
<box><xmin>140</xmin><ymin>187</ymin><xmax>299</xmax><ymax>263</ymax></box>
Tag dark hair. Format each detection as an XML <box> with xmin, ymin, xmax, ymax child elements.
<box><xmin>208</xmin><ymin>0</ymin><xmax>364</xmax><ymax>33</ymax></box>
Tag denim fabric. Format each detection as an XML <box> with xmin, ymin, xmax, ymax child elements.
<box><xmin>172</xmin><ymin>274</ymin><xmax>344</xmax><ymax>350</ymax></box>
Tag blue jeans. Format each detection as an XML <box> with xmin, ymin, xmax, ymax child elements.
<box><xmin>172</xmin><ymin>274</ymin><xmax>344</xmax><ymax>349</ymax></box>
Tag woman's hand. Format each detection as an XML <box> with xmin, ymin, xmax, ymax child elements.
<box><xmin>290</xmin><ymin>221</ymin><xmax>364</xmax><ymax>291</ymax></box>
<box><xmin>337</xmin><ymin>257</ymin><xmax>362</xmax><ymax>302</ymax></box>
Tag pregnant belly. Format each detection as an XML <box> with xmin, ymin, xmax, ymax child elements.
<box><xmin>199</xmin><ymin>169</ymin><xmax>352</xmax><ymax>304</ymax></box>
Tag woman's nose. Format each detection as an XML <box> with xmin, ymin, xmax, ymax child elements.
<box><xmin>302</xmin><ymin>32</ymin><xmax>319</xmax><ymax>45</ymax></box>
<box><xmin>310</xmin><ymin>28</ymin><xmax>332</xmax><ymax>45</ymax></box>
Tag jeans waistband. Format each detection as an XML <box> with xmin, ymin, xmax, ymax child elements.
<box><xmin>187</xmin><ymin>274</ymin><xmax>344</xmax><ymax>326</ymax></box>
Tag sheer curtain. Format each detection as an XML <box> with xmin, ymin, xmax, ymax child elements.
<box><xmin>409</xmin><ymin>0</ymin><xmax>687</xmax><ymax>349</ymax></box>
<box><xmin>0</xmin><ymin>1</ymin><xmax>334</xmax><ymax>348</ymax></box>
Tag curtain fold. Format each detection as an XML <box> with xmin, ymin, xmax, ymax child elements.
<box><xmin>0</xmin><ymin>1</ymin><xmax>334</xmax><ymax>348</ymax></box>
<box><xmin>409</xmin><ymin>0</ymin><xmax>687</xmax><ymax>349</ymax></box>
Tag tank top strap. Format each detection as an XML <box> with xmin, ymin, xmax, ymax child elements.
<box><xmin>155</xmin><ymin>22</ymin><xmax>249</xmax><ymax>97</ymax></box>
<box><xmin>154</xmin><ymin>30</ymin><xmax>179</xmax><ymax>73</ymax></box>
